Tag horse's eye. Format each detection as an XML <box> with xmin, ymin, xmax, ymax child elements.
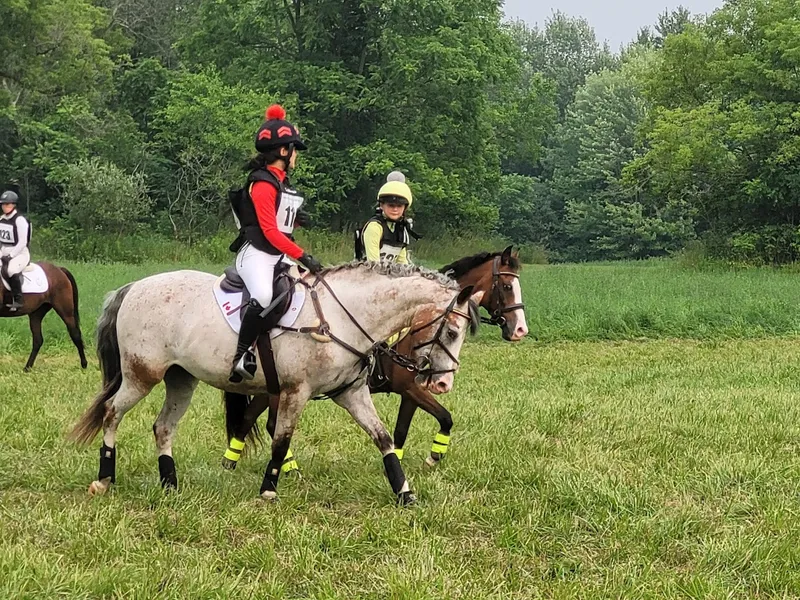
<box><xmin>503</xmin><ymin>284</ymin><xmax>513</xmax><ymax>292</ymax></box>
<box><xmin>446</xmin><ymin>328</ymin><xmax>459</xmax><ymax>341</ymax></box>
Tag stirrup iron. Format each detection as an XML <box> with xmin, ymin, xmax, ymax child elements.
<box><xmin>233</xmin><ymin>349</ymin><xmax>257</xmax><ymax>381</ymax></box>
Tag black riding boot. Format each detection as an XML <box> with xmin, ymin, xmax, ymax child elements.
<box><xmin>8</xmin><ymin>274</ymin><xmax>22</xmax><ymax>310</ymax></box>
<box><xmin>229</xmin><ymin>299</ymin><xmax>270</xmax><ymax>383</ymax></box>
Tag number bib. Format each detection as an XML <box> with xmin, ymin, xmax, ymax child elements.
<box><xmin>0</xmin><ymin>221</ymin><xmax>16</xmax><ymax>246</ymax></box>
<box><xmin>380</xmin><ymin>244</ymin><xmax>404</xmax><ymax>263</ymax></box>
<box><xmin>277</xmin><ymin>188</ymin><xmax>304</xmax><ymax>234</ymax></box>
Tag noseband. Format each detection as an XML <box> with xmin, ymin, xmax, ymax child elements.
<box><xmin>482</xmin><ymin>255</ymin><xmax>525</xmax><ymax>328</ymax></box>
<box><xmin>408</xmin><ymin>295</ymin><xmax>473</xmax><ymax>378</ymax></box>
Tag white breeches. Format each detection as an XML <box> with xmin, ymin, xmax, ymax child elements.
<box><xmin>3</xmin><ymin>248</ymin><xmax>30</xmax><ymax>276</ymax></box>
<box><xmin>235</xmin><ymin>243</ymin><xmax>282</xmax><ymax>307</ymax></box>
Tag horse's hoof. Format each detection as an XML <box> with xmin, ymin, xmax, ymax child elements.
<box><xmin>424</xmin><ymin>456</ymin><xmax>440</xmax><ymax>468</ymax></box>
<box><xmin>260</xmin><ymin>490</ymin><xmax>279</xmax><ymax>503</ymax></box>
<box><xmin>22</xmin><ymin>366</ymin><xmax>31</xmax><ymax>373</ymax></box>
<box><xmin>81</xmin><ymin>362</ymin><xmax>88</xmax><ymax>369</ymax></box>
<box><xmin>88</xmin><ymin>478</ymin><xmax>111</xmax><ymax>496</ymax></box>
<box><xmin>221</xmin><ymin>457</ymin><xmax>238</xmax><ymax>471</ymax></box>
<box><xmin>397</xmin><ymin>491</ymin><xmax>417</xmax><ymax>506</ymax></box>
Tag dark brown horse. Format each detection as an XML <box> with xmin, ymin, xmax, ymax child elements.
<box><xmin>1</xmin><ymin>261</ymin><xmax>87</xmax><ymax>371</ymax></box>
<box><xmin>221</xmin><ymin>247</ymin><xmax>527</xmax><ymax>472</ymax></box>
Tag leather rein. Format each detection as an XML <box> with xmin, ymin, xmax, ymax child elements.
<box><xmin>274</xmin><ymin>272</ymin><xmax>472</xmax><ymax>379</ymax></box>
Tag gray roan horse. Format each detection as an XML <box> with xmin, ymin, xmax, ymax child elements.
<box><xmin>70</xmin><ymin>262</ymin><xmax>478</xmax><ymax>504</ymax></box>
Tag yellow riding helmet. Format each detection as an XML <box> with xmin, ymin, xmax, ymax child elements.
<box><xmin>378</xmin><ymin>171</ymin><xmax>413</xmax><ymax>209</ymax></box>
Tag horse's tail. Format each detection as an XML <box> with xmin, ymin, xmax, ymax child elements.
<box><xmin>70</xmin><ymin>283</ymin><xmax>133</xmax><ymax>445</ymax></box>
<box><xmin>60</xmin><ymin>267</ymin><xmax>80</xmax><ymax>328</ymax></box>
<box><xmin>223</xmin><ymin>392</ymin><xmax>262</xmax><ymax>451</ymax></box>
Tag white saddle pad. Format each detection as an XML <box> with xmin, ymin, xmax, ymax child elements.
<box><xmin>213</xmin><ymin>272</ymin><xmax>305</xmax><ymax>339</ymax></box>
<box><xmin>1</xmin><ymin>263</ymin><xmax>48</xmax><ymax>294</ymax></box>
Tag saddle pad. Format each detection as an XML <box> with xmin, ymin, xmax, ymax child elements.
<box><xmin>213</xmin><ymin>274</ymin><xmax>305</xmax><ymax>338</ymax></box>
<box><xmin>1</xmin><ymin>263</ymin><xmax>48</xmax><ymax>294</ymax></box>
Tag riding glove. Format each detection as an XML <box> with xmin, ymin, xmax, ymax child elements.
<box><xmin>299</xmin><ymin>253</ymin><xmax>323</xmax><ymax>274</ymax></box>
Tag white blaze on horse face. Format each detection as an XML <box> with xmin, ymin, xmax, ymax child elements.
<box><xmin>509</xmin><ymin>278</ymin><xmax>528</xmax><ymax>341</ymax></box>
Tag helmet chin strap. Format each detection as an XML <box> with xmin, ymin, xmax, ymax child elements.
<box><xmin>276</xmin><ymin>143</ymin><xmax>295</xmax><ymax>173</ymax></box>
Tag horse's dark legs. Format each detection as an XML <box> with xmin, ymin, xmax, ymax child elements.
<box><xmin>222</xmin><ymin>393</ymin><xmax>269</xmax><ymax>470</ymax></box>
<box><xmin>260</xmin><ymin>386</ymin><xmax>309</xmax><ymax>501</ymax></box>
<box><xmin>221</xmin><ymin>393</ymin><xmax>299</xmax><ymax>472</ymax></box>
<box><xmin>23</xmin><ymin>305</ymin><xmax>51</xmax><ymax>372</ymax></box>
<box><xmin>264</xmin><ymin>394</ymin><xmax>298</xmax><ymax>474</ymax></box>
<box><xmin>393</xmin><ymin>394</ymin><xmax>418</xmax><ymax>460</ymax></box>
<box><xmin>399</xmin><ymin>386</ymin><xmax>454</xmax><ymax>467</ymax></box>
<box><xmin>52</xmin><ymin>302</ymin><xmax>87</xmax><ymax>369</ymax></box>
<box><xmin>333</xmin><ymin>384</ymin><xmax>415</xmax><ymax>505</ymax></box>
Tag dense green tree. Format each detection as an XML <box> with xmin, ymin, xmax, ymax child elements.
<box><xmin>628</xmin><ymin>0</ymin><xmax>800</xmax><ymax>262</ymax></box>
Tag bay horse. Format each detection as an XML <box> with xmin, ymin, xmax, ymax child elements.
<box><xmin>70</xmin><ymin>262</ymin><xmax>478</xmax><ymax>505</ymax></box>
<box><xmin>221</xmin><ymin>246</ymin><xmax>527</xmax><ymax>475</ymax></box>
<box><xmin>1</xmin><ymin>261</ymin><xmax>87</xmax><ymax>372</ymax></box>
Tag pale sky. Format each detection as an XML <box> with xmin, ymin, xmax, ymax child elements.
<box><xmin>503</xmin><ymin>0</ymin><xmax>725</xmax><ymax>50</ymax></box>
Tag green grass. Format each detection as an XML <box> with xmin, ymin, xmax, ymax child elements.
<box><xmin>521</xmin><ymin>260</ymin><xmax>800</xmax><ymax>342</ymax></box>
<box><xmin>3</xmin><ymin>260</ymin><xmax>800</xmax><ymax>597</ymax></box>
<box><xmin>4</xmin><ymin>258</ymin><xmax>800</xmax><ymax>357</ymax></box>
<box><xmin>3</xmin><ymin>338</ymin><xmax>800</xmax><ymax>598</ymax></box>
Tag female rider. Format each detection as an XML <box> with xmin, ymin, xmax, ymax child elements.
<box><xmin>360</xmin><ymin>171</ymin><xmax>415</xmax><ymax>265</ymax></box>
<box><xmin>228</xmin><ymin>104</ymin><xmax>322</xmax><ymax>382</ymax></box>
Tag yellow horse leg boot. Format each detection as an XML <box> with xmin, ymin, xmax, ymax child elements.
<box><xmin>427</xmin><ymin>432</ymin><xmax>451</xmax><ymax>467</ymax></box>
<box><xmin>222</xmin><ymin>437</ymin><xmax>246</xmax><ymax>470</ymax></box>
<box><xmin>281</xmin><ymin>448</ymin><xmax>300</xmax><ymax>475</ymax></box>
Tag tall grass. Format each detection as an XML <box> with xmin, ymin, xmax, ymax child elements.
<box><xmin>3</xmin><ymin>338</ymin><xmax>800</xmax><ymax>598</ymax></box>
<box><xmin>33</xmin><ymin>227</ymin><xmax>548</xmax><ymax>266</ymax></box>
<box><xmin>520</xmin><ymin>260</ymin><xmax>800</xmax><ymax>342</ymax></box>
<box><xmin>4</xmin><ymin>259</ymin><xmax>800</xmax><ymax>356</ymax></box>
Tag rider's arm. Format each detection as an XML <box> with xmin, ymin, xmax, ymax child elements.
<box><xmin>250</xmin><ymin>181</ymin><xmax>304</xmax><ymax>260</ymax></box>
<box><xmin>8</xmin><ymin>217</ymin><xmax>29</xmax><ymax>258</ymax></box>
<box><xmin>363</xmin><ymin>221</ymin><xmax>383</xmax><ymax>262</ymax></box>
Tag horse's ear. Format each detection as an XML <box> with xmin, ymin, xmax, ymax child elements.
<box><xmin>470</xmin><ymin>289</ymin><xmax>485</xmax><ymax>304</ymax></box>
<box><xmin>457</xmin><ymin>285</ymin><xmax>475</xmax><ymax>306</ymax></box>
<box><xmin>501</xmin><ymin>245</ymin><xmax>513</xmax><ymax>265</ymax></box>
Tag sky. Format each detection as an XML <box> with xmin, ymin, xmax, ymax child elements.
<box><xmin>502</xmin><ymin>0</ymin><xmax>725</xmax><ymax>50</ymax></box>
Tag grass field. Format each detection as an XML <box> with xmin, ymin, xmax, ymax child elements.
<box><xmin>2</xmin><ymin>260</ymin><xmax>800</xmax><ymax>598</ymax></box>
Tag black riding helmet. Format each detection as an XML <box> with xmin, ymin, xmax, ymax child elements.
<box><xmin>254</xmin><ymin>105</ymin><xmax>307</xmax><ymax>153</ymax></box>
<box><xmin>0</xmin><ymin>191</ymin><xmax>19</xmax><ymax>205</ymax></box>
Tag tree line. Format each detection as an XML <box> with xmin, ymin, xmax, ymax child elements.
<box><xmin>1</xmin><ymin>0</ymin><xmax>797</xmax><ymax>263</ymax></box>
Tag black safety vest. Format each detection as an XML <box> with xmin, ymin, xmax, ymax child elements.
<box><xmin>0</xmin><ymin>212</ymin><xmax>29</xmax><ymax>247</ymax></box>
<box><xmin>361</xmin><ymin>213</ymin><xmax>409</xmax><ymax>262</ymax></box>
<box><xmin>229</xmin><ymin>169</ymin><xmax>304</xmax><ymax>255</ymax></box>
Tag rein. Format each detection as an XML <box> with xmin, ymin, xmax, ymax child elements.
<box><xmin>276</xmin><ymin>270</ymin><xmax>467</xmax><ymax>380</ymax></box>
<box><xmin>481</xmin><ymin>255</ymin><xmax>525</xmax><ymax>328</ymax></box>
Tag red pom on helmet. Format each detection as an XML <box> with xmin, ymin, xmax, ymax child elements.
<box><xmin>265</xmin><ymin>104</ymin><xmax>286</xmax><ymax>121</ymax></box>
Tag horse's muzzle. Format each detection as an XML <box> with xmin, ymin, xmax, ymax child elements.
<box><xmin>425</xmin><ymin>373</ymin><xmax>453</xmax><ymax>395</ymax></box>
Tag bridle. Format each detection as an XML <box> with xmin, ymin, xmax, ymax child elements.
<box><xmin>408</xmin><ymin>295</ymin><xmax>474</xmax><ymax>378</ymax></box>
<box><xmin>481</xmin><ymin>255</ymin><xmax>525</xmax><ymax>329</ymax></box>
<box><xmin>272</xmin><ymin>271</ymin><xmax>471</xmax><ymax>384</ymax></box>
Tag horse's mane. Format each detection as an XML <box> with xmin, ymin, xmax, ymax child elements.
<box><xmin>322</xmin><ymin>261</ymin><xmax>459</xmax><ymax>290</ymax></box>
<box><xmin>439</xmin><ymin>251</ymin><xmax>520</xmax><ymax>279</ymax></box>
